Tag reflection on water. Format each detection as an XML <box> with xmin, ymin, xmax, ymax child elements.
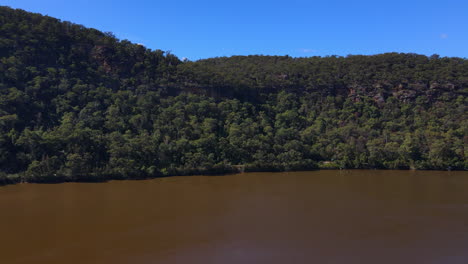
<box><xmin>1</xmin><ymin>170</ymin><xmax>467</xmax><ymax>264</ymax></box>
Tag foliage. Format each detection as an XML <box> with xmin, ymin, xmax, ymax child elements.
<box><xmin>0</xmin><ymin>6</ymin><xmax>466</xmax><ymax>184</ymax></box>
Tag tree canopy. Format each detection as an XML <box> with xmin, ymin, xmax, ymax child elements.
<box><xmin>0</xmin><ymin>6</ymin><xmax>466</xmax><ymax>185</ymax></box>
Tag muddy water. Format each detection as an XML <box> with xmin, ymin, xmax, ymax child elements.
<box><xmin>1</xmin><ymin>170</ymin><xmax>468</xmax><ymax>264</ymax></box>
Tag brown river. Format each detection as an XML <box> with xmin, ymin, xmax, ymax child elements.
<box><xmin>1</xmin><ymin>170</ymin><xmax>468</xmax><ymax>264</ymax></box>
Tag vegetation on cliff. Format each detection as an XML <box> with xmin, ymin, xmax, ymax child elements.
<box><xmin>0</xmin><ymin>6</ymin><xmax>466</xmax><ymax>184</ymax></box>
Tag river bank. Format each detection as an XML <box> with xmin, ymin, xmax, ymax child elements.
<box><xmin>1</xmin><ymin>162</ymin><xmax>464</xmax><ymax>187</ymax></box>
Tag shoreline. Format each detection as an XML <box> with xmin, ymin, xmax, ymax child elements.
<box><xmin>1</xmin><ymin>167</ymin><xmax>465</xmax><ymax>187</ymax></box>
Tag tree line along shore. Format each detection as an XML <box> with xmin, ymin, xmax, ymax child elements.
<box><xmin>0</xmin><ymin>6</ymin><xmax>466</xmax><ymax>185</ymax></box>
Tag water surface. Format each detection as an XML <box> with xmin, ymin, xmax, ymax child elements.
<box><xmin>1</xmin><ymin>170</ymin><xmax>468</xmax><ymax>264</ymax></box>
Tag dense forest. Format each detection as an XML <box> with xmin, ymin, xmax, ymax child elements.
<box><xmin>0</xmin><ymin>6</ymin><xmax>466</xmax><ymax>185</ymax></box>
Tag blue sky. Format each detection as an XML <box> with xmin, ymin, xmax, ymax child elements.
<box><xmin>2</xmin><ymin>0</ymin><xmax>467</xmax><ymax>60</ymax></box>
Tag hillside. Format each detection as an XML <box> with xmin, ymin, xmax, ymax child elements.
<box><xmin>0</xmin><ymin>6</ymin><xmax>466</xmax><ymax>184</ymax></box>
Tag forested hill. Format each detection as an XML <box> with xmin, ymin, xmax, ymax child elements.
<box><xmin>180</xmin><ymin>54</ymin><xmax>467</xmax><ymax>100</ymax></box>
<box><xmin>0</xmin><ymin>6</ymin><xmax>466</xmax><ymax>184</ymax></box>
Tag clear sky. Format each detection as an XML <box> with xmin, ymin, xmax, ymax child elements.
<box><xmin>2</xmin><ymin>0</ymin><xmax>467</xmax><ymax>60</ymax></box>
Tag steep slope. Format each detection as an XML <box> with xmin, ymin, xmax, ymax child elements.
<box><xmin>0</xmin><ymin>6</ymin><xmax>180</xmax><ymax>129</ymax></box>
<box><xmin>0</xmin><ymin>6</ymin><xmax>466</xmax><ymax>184</ymax></box>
